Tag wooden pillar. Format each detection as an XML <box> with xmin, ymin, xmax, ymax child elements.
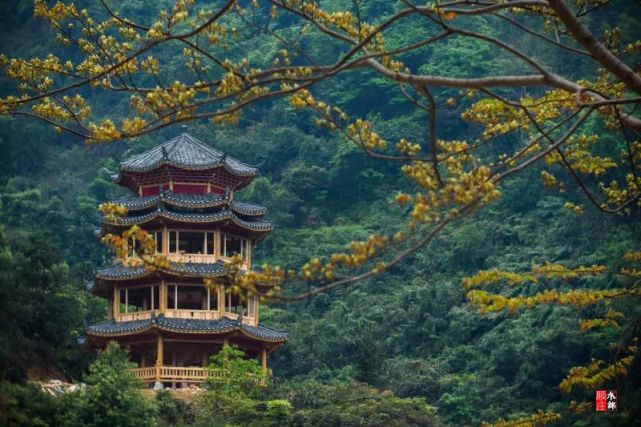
<box><xmin>261</xmin><ymin>349</ymin><xmax>267</xmax><ymax>375</ymax></box>
<box><xmin>171</xmin><ymin>350</ymin><xmax>177</xmax><ymax>389</ymax></box>
<box><xmin>107</xmin><ymin>296</ymin><xmax>113</xmax><ymax>319</ymax></box>
<box><xmin>160</xmin><ymin>279</ymin><xmax>166</xmax><ymax>314</ymax></box>
<box><xmin>254</xmin><ymin>296</ymin><xmax>260</xmax><ymax>325</ymax></box>
<box><xmin>155</xmin><ymin>333</ymin><xmax>164</xmax><ymax>382</ymax></box>
<box><xmin>247</xmin><ymin>240</ymin><xmax>252</xmax><ymax>269</ymax></box>
<box><xmin>218</xmin><ymin>287</ymin><xmax>225</xmax><ymax>314</ymax></box>
<box><xmin>162</xmin><ymin>226</ymin><xmax>168</xmax><ymax>256</ymax></box>
<box><xmin>113</xmin><ymin>285</ymin><xmax>120</xmax><ymax>318</ymax></box>
<box><xmin>214</xmin><ymin>228</ymin><xmax>221</xmax><ymax>259</ymax></box>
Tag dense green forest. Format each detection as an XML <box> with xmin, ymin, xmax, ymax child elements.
<box><xmin>1</xmin><ymin>0</ymin><xmax>640</xmax><ymax>426</ymax></box>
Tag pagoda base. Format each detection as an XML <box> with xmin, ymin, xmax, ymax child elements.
<box><xmin>86</xmin><ymin>319</ymin><xmax>284</xmax><ymax>388</ymax></box>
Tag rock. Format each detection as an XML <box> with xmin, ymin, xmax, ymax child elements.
<box><xmin>38</xmin><ymin>379</ymin><xmax>81</xmax><ymax>396</ymax></box>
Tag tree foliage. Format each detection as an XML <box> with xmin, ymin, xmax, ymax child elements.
<box><xmin>61</xmin><ymin>341</ymin><xmax>158</xmax><ymax>427</ymax></box>
<box><xmin>0</xmin><ymin>227</ymin><xmax>88</xmax><ymax>382</ymax></box>
<box><xmin>1</xmin><ymin>0</ymin><xmax>640</xmax><ymax>301</ymax></box>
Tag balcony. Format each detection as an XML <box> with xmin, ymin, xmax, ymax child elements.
<box><xmin>166</xmin><ymin>252</ymin><xmax>218</xmax><ymax>264</ymax></box>
<box><xmin>115</xmin><ymin>309</ymin><xmax>220</xmax><ymax>322</ymax></box>
<box><xmin>129</xmin><ymin>366</ymin><xmax>266</xmax><ymax>386</ymax></box>
<box><xmin>114</xmin><ymin>310</ymin><xmax>257</xmax><ymax>325</ymax></box>
<box><xmin>130</xmin><ymin>366</ymin><xmax>208</xmax><ymax>383</ymax></box>
<box><xmin>113</xmin><ymin>282</ymin><xmax>259</xmax><ymax>326</ymax></box>
<box><xmin>165</xmin><ymin>252</ymin><xmax>249</xmax><ymax>269</ymax></box>
<box><xmin>165</xmin><ymin>309</ymin><xmax>219</xmax><ymax>320</ymax></box>
<box><xmin>117</xmin><ymin>310</ymin><xmax>156</xmax><ymax>322</ymax></box>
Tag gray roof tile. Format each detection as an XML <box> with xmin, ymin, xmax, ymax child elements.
<box><xmin>87</xmin><ymin>315</ymin><xmax>288</xmax><ymax>341</ymax></box>
<box><xmin>103</xmin><ymin>206</ymin><xmax>273</xmax><ymax>232</ymax></box>
<box><xmin>115</xmin><ymin>191</ymin><xmax>267</xmax><ymax>215</ymax></box>
<box><xmin>119</xmin><ymin>133</ymin><xmax>258</xmax><ymax>176</ymax></box>
<box><xmin>95</xmin><ymin>261</ymin><xmax>228</xmax><ymax>280</ymax></box>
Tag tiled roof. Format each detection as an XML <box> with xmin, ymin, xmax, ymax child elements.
<box><xmin>103</xmin><ymin>206</ymin><xmax>273</xmax><ymax>232</ymax></box>
<box><xmin>115</xmin><ymin>191</ymin><xmax>267</xmax><ymax>216</ymax></box>
<box><xmin>116</xmin><ymin>193</ymin><xmax>225</xmax><ymax>210</ymax></box>
<box><xmin>119</xmin><ymin>133</ymin><xmax>258</xmax><ymax>176</ymax></box>
<box><xmin>95</xmin><ymin>261</ymin><xmax>228</xmax><ymax>280</ymax></box>
<box><xmin>87</xmin><ymin>315</ymin><xmax>288</xmax><ymax>342</ymax></box>
<box><xmin>231</xmin><ymin>201</ymin><xmax>267</xmax><ymax>216</ymax></box>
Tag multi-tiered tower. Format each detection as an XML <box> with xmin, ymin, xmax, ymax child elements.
<box><xmin>86</xmin><ymin>130</ymin><xmax>287</xmax><ymax>388</ymax></box>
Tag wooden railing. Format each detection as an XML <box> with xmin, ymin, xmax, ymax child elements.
<box><xmin>167</xmin><ymin>253</ymin><xmax>250</xmax><ymax>268</ymax></box>
<box><xmin>166</xmin><ymin>253</ymin><xmax>218</xmax><ymax>263</ymax></box>
<box><xmin>115</xmin><ymin>310</ymin><xmax>221</xmax><ymax>322</ymax></box>
<box><xmin>124</xmin><ymin>253</ymin><xmax>251</xmax><ymax>267</ymax></box>
<box><xmin>116</xmin><ymin>311</ymin><xmax>155</xmax><ymax>322</ymax></box>
<box><xmin>161</xmin><ymin>366</ymin><xmax>209</xmax><ymax>381</ymax></box>
<box><xmin>128</xmin><ymin>367</ymin><xmax>266</xmax><ymax>386</ymax></box>
<box><xmin>130</xmin><ymin>367</ymin><xmax>156</xmax><ymax>380</ymax></box>
<box><xmin>129</xmin><ymin>366</ymin><xmax>208</xmax><ymax>382</ymax></box>
<box><xmin>115</xmin><ymin>310</ymin><xmax>257</xmax><ymax>325</ymax></box>
<box><xmin>165</xmin><ymin>309</ymin><xmax>219</xmax><ymax>320</ymax></box>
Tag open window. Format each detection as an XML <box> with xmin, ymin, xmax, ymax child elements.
<box><xmin>222</xmin><ymin>234</ymin><xmax>249</xmax><ymax>261</ymax></box>
<box><xmin>179</xmin><ymin>231</ymin><xmax>204</xmax><ymax>254</ymax></box>
<box><xmin>169</xmin><ymin>231</ymin><xmax>178</xmax><ymax>253</ymax></box>
<box><xmin>167</xmin><ymin>284</ymin><xmax>217</xmax><ymax>311</ymax></box>
<box><xmin>154</xmin><ymin>230</ymin><xmax>163</xmax><ymax>253</ymax></box>
<box><xmin>118</xmin><ymin>285</ymin><xmax>159</xmax><ymax>313</ymax></box>
<box><xmin>128</xmin><ymin>232</ymin><xmax>163</xmax><ymax>257</ymax></box>
<box><xmin>168</xmin><ymin>230</ymin><xmax>214</xmax><ymax>255</ymax></box>
<box><xmin>209</xmin><ymin>286</ymin><xmax>218</xmax><ymax>311</ymax></box>
<box><xmin>177</xmin><ymin>285</ymin><xmax>207</xmax><ymax>310</ymax></box>
<box><xmin>225</xmin><ymin>293</ymin><xmax>247</xmax><ymax>316</ymax></box>
<box><xmin>127</xmin><ymin>237</ymin><xmax>140</xmax><ymax>258</ymax></box>
<box><xmin>206</xmin><ymin>232</ymin><xmax>215</xmax><ymax>255</ymax></box>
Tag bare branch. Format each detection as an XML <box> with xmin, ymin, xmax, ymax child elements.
<box><xmin>548</xmin><ymin>0</ymin><xmax>641</xmax><ymax>96</ymax></box>
<box><xmin>416</xmin><ymin>86</ymin><xmax>443</xmax><ymax>186</ymax></box>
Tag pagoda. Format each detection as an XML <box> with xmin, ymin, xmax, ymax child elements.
<box><xmin>86</xmin><ymin>130</ymin><xmax>287</xmax><ymax>388</ymax></box>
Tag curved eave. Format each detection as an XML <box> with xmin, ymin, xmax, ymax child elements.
<box><xmin>112</xmin><ymin>169</ymin><xmax>256</xmax><ymax>193</ymax></box>
<box><xmin>102</xmin><ymin>209</ymin><xmax>273</xmax><ymax>233</ymax></box>
<box><xmin>114</xmin><ymin>193</ymin><xmax>267</xmax><ymax>216</ymax></box>
<box><xmin>119</xmin><ymin>159</ymin><xmax>258</xmax><ymax>177</ymax></box>
<box><xmin>95</xmin><ymin>262</ymin><xmax>228</xmax><ymax>282</ymax></box>
<box><xmin>86</xmin><ymin>317</ymin><xmax>288</xmax><ymax>343</ymax></box>
<box><xmin>117</xmin><ymin>193</ymin><xmax>225</xmax><ymax>210</ymax></box>
<box><xmin>118</xmin><ymin>133</ymin><xmax>259</xmax><ymax>177</ymax></box>
<box><xmin>231</xmin><ymin>201</ymin><xmax>267</xmax><ymax>216</ymax></box>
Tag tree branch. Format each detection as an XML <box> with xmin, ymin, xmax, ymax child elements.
<box><xmin>547</xmin><ymin>0</ymin><xmax>641</xmax><ymax>96</ymax></box>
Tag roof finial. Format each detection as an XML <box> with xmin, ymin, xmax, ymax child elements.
<box><xmin>181</xmin><ymin>124</ymin><xmax>188</xmax><ymax>133</ymax></box>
